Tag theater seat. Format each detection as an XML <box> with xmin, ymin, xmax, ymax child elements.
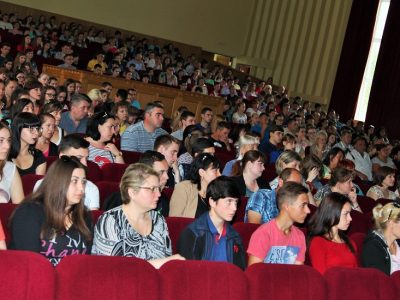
<box><xmin>121</xmin><ymin>150</ymin><xmax>141</xmax><ymax>164</ymax></box>
<box><xmin>0</xmin><ymin>250</ymin><xmax>55</xmax><ymax>299</ymax></box>
<box><xmin>234</xmin><ymin>196</ymin><xmax>248</xmax><ymax>223</ymax></box>
<box><xmin>0</xmin><ymin>203</ymin><xmax>17</xmax><ymax>244</ymax></box>
<box><xmin>101</xmin><ymin>163</ymin><xmax>129</xmax><ymax>182</ymax></box>
<box><xmin>391</xmin><ymin>271</ymin><xmax>400</xmax><ymax>297</ymax></box>
<box><xmin>324</xmin><ymin>267</ymin><xmax>397</xmax><ymax>300</ymax></box>
<box><xmin>159</xmin><ymin>260</ymin><xmax>247</xmax><ymax>300</ymax></box>
<box><xmin>357</xmin><ymin>195</ymin><xmax>377</xmax><ymax>214</ymax></box>
<box><xmin>350</xmin><ymin>232</ymin><xmax>366</xmax><ymax>264</ymax></box>
<box><xmin>56</xmin><ymin>255</ymin><xmax>159</xmax><ymax>300</ymax></box>
<box><xmin>96</xmin><ymin>181</ymin><xmax>120</xmax><ymax>208</ymax></box>
<box><xmin>348</xmin><ymin>210</ymin><xmax>371</xmax><ymax>235</ymax></box>
<box><xmin>90</xmin><ymin>209</ymin><xmax>104</xmax><ymax>225</ymax></box>
<box><xmin>21</xmin><ymin>174</ymin><xmax>44</xmax><ymax>196</ymax></box>
<box><xmin>214</xmin><ymin>149</ymin><xmax>235</xmax><ymax>170</ymax></box>
<box><xmin>47</xmin><ymin>156</ymin><xmax>103</xmax><ymax>182</ymax></box>
<box><xmin>376</xmin><ymin>198</ymin><xmax>393</xmax><ymax>206</ymax></box>
<box><xmin>232</xmin><ymin>222</ymin><xmax>259</xmax><ymax>260</ymax></box>
<box><xmin>165</xmin><ymin>217</ymin><xmax>193</xmax><ymax>254</ymax></box>
<box><xmin>245</xmin><ymin>263</ymin><xmax>326</xmax><ymax>300</ymax></box>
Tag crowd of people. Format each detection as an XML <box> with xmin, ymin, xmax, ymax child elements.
<box><xmin>0</xmin><ymin>10</ymin><xmax>399</xmax><ymax>277</ymax></box>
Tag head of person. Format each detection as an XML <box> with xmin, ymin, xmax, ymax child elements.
<box><xmin>374</xmin><ymin>166</ymin><xmax>396</xmax><ymax>188</ymax></box>
<box><xmin>87</xmin><ymin>88</ymin><xmax>103</xmax><ymax>108</ymax></box>
<box><xmin>201</xmin><ymin>107</ymin><xmax>213</xmax><ymax>124</ymax></box>
<box><xmin>33</xmin><ymin>155</ymin><xmax>90</xmax><ymax>240</ymax></box>
<box><xmin>11</xmin><ymin>98</ymin><xmax>34</xmax><ymax>119</ymax></box>
<box><xmin>153</xmin><ymin>134</ymin><xmax>180</xmax><ymax>167</ymax></box>
<box><xmin>0</xmin><ymin>121</ymin><xmax>11</xmax><ymax>171</ymax></box>
<box><xmin>372</xmin><ymin>201</ymin><xmax>400</xmax><ymax>239</ymax></box>
<box><xmin>10</xmin><ymin>112</ymin><xmax>41</xmax><ymax>157</ymax></box>
<box><xmin>315</xmin><ymin>130</ymin><xmax>328</xmax><ymax>146</ymax></box>
<box><xmin>269</xmin><ymin>124</ymin><xmax>284</xmax><ymax>144</ymax></box>
<box><xmin>376</xmin><ymin>143</ymin><xmax>391</xmax><ymax>159</ymax></box>
<box><xmin>41</xmin><ymin>86</ymin><xmax>57</xmax><ymax>103</ymax></box>
<box><xmin>119</xmin><ymin>163</ymin><xmax>161</xmax><ymax>210</ymax></box>
<box><xmin>86</xmin><ymin>111</ymin><xmax>115</xmax><ymax>143</ymax></box>
<box><xmin>282</xmin><ymin>133</ymin><xmax>296</xmax><ymax>151</ymax></box>
<box><xmin>213</xmin><ymin>121</ymin><xmax>230</xmax><ymax>142</ymax></box>
<box><xmin>139</xmin><ymin>151</ymin><xmax>169</xmax><ymax>189</ymax></box>
<box><xmin>38</xmin><ymin>73</ymin><xmax>50</xmax><ymax>87</ymax></box>
<box><xmin>70</xmin><ymin>94</ymin><xmax>91</xmax><ymax>121</ymax></box>
<box><xmin>191</xmin><ymin>137</ymin><xmax>215</xmax><ymax>157</ymax></box>
<box><xmin>111</xmin><ymin>101</ymin><xmax>129</xmax><ymax>123</ymax></box>
<box><xmin>42</xmin><ymin>101</ymin><xmax>63</xmax><ymax>126</ymax></box>
<box><xmin>277</xmin><ymin>168</ymin><xmax>304</xmax><ymax>188</ymax></box>
<box><xmin>58</xmin><ymin>134</ymin><xmax>90</xmax><ymax>166</ymax></box>
<box><xmin>340</xmin><ymin>127</ymin><xmax>353</xmax><ymax>145</ymax></box>
<box><xmin>64</xmin><ymin>78</ymin><xmax>76</xmax><ymax>94</ymax></box>
<box><xmin>323</xmin><ymin>147</ymin><xmax>345</xmax><ymax>170</ymax></box>
<box><xmin>143</xmin><ymin>102</ymin><xmax>164</xmax><ymax>129</ymax></box>
<box><xmin>206</xmin><ymin>176</ymin><xmax>241</xmax><ymax>222</ymax></box>
<box><xmin>275</xmin><ymin>150</ymin><xmax>302</xmax><ymax>175</ymax></box>
<box><xmin>308</xmin><ymin>192</ymin><xmax>354</xmax><ymax>252</ymax></box>
<box><xmin>232</xmin><ymin>150</ymin><xmax>265</xmax><ymax>177</ymax></box>
<box><xmin>180</xmin><ymin>110</ymin><xmax>196</xmax><ymax>130</ymax></box>
<box><xmin>300</xmin><ymin>154</ymin><xmax>323</xmax><ymax>180</ymax></box>
<box><xmin>330</xmin><ymin>167</ymin><xmax>355</xmax><ymax>195</ymax></box>
<box><xmin>236</xmin><ymin>134</ymin><xmax>260</xmax><ymax>159</ymax></box>
<box><xmin>182</xmin><ymin>125</ymin><xmax>203</xmax><ymax>154</ymax></box>
<box><xmin>228</xmin><ymin>124</ymin><xmax>249</xmax><ymax>144</ymax></box>
<box><xmin>39</xmin><ymin>113</ymin><xmax>56</xmax><ymax>141</ymax></box>
<box><xmin>276</xmin><ymin>181</ymin><xmax>310</xmax><ymax>223</ymax></box>
<box><xmin>188</xmin><ymin>153</ymin><xmax>221</xmax><ymax>190</ymax></box>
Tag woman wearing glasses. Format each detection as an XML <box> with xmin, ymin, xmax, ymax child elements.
<box><xmin>92</xmin><ymin>163</ymin><xmax>184</xmax><ymax>268</ymax></box>
<box><xmin>39</xmin><ymin>86</ymin><xmax>57</xmax><ymax>106</ymax></box>
<box><xmin>85</xmin><ymin>112</ymin><xmax>124</xmax><ymax>167</ymax></box>
<box><xmin>10</xmin><ymin>156</ymin><xmax>93</xmax><ymax>266</ymax></box>
<box><xmin>361</xmin><ymin>201</ymin><xmax>400</xmax><ymax>275</ymax></box>
<box><xmin>10</xmin><ymin>112</ymin><xmax>46</xmax><ymax>176</ymax></box>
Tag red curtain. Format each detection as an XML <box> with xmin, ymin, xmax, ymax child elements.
<box><xmin>329</xmin><ymin>0</ymin><xmax>379</xmax><ymax>122</ymax></box>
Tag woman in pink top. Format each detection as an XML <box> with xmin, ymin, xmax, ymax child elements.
<box><xmin>307</xmin><ymin>192</ymin><xmax>358</xmax><ymax>274</ymax></box>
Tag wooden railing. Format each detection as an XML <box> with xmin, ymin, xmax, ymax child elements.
<box><xmin>42</xmin><ymin>65</ymin><xmax>225</xmax><ymax>120</ymax></box>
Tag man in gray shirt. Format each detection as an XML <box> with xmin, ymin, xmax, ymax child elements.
<box><xmin>59</xmin><ymin>94</ymin><xmax>91</xmax><ymax>134</ymax></box>
<box><xmin>121</xmin><ymin>102</ymin><xmax>168</xmax><ymax>152</ymax></box>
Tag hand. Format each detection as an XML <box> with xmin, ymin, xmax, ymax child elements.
<box><xmin>104</xmin><ymin>143</ymin><xmax>119</xmax><ymax>156</ymax></box>
<box><xmin>306</xmin><ymin>167</ymin><xmax>319</xmax><ymax>183</ymax></box>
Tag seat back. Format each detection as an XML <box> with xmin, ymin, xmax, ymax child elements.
<box><xmin>357</xmin><ymin>195</ymin><xmax>378</xmax><ymax>214</ymax></box>
<box><xmin>245</xmin><ymin>263</ymin><xmax>326</xmax><ymax>300</ymax></box>
<box><xmin>232</xmin><ymin>222</ymin><xmax>260</xmax><ymax>261</ymax></box>
<box><xmin>350</xmin><ymin>232</ymin><xmax>366</xmax><ymax>264</ymax></box>
<box><xmin>0</xmin><ymin>251</ymin><xmax>55</xmax><ymax>300</ymax></box>
<box><xmin>101</xmin><ymin>163</ymin><xmax>129</xmax><ymax>182</ymax></box>
<box><xmin>324</xmin><ymin>267</ymin><xmax>397</xmax><ymax>300</ymax></box>
<box><xmin>234</xmin><ymin>196</ymin><xmax>248</xmax><ymax>223</ymax></box>
<box><xmin>95</xmin><ymin>181</ymin><xmax>120</xmax><ymax>208</ymax></box>
<box><xmin>391</xmin><ymin>271</ymin><xmax>400</xmax><ymax>298</ymax></box>
<box><xmin>348</xmin><ymin>210</ymin><xmax>371</xmax><ymax>235</ymax></box>
<box><xmin>21</xmin><ymin>174</ymin><xmax>44</xmax><ymax>196</ymax></box>
<box><xmin>159</xmin><ymin>260</ymin><xmax>247</xmax><ymax>300</ymax></box>
<box><xmin>165</xmin><ymin>217</ymin><xmax>194</xmax><ymax>254</ymax></box>
<box><xmin>47</xmin><ymin>156</ymin><xmax>102</xmax><ymax>182</ymax></box>
<box><xmin>121</xmin><ymin>150</ymin><xmax>141</xmax><ymax>164</ymax></box>
<box><xmin>0</xmin><ymin>203</ymin><xmax>17</xmax><ymax>244</ymax></box>
<box><xmin>56</xmin><ymin>255</ymin><xmax>159</xmax><ymax>300</ymax></box>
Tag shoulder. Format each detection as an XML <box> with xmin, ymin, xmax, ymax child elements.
<box><xmin>13</xmin><ymin>201</ymin><xmax>44</xmax><ymax>219</ymax></box>
<box><xmin>175</xmin><ymin>180</ymin><xmax>196</xmax><ymax>190</ymax></box>
<box><xmin>125</xmin><ymin>122</ymin><xmax>143</xmax><ymax>133</ymax></box>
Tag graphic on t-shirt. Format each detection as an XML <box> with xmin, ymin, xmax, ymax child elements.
<box><xmin>264</xmin><ymin>246</ymin><xmax>299</xmax><ymax>264</ymax></box>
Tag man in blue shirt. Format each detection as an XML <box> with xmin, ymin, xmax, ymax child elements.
<box><xmin>177</xmin><ymin>176</ymin><xmax>246</xmax><ymax>269</ymax></box>
<box><xmin>59</xmin><ymin>94</ymin><xmax>91</xmax><ymax>134</ymax></box>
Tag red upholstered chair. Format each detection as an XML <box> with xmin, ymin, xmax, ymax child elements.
<box><xmin>391</xmin><ymin>271</ymin><xmax>400</xmax><ymax>297</ymax></box>
<box><xmin>46</xmin><ymin>155</ymin><xmax>58</xmax><ymax>168</ymax></box>
<box><xmin>232</xmin><ymin>222</ymin><xmax>260</xmax><ymax>260</ymax></box>
<box><xmin>357</xmin><ymin>195</ymin><xmax>378</xmax><ymax>214</ymax></box>
<box><xmin>245</xmin><ymin>264</ymin><xmax>326</xmax><ymax>300</ymax></box>
<box><xmin>56</xmin><ymin>255</ymin><xmax>159</xmax><ymax>300</ymax></box>
<box><xmin>214</xmin><ymin>148</ymin><xmax>235</xmax><ymax>170</ymax></box>
<box><xmin>348</xmin><ymin>210</ymin><xmax>371</xmax><ymax>235</ymax></box>
<box><xmin>159</xmin><ymin>260</ymin><xmax>247</xmax><ymax>300</ymax></box>
<box><xmin>356</xmin><ymin>181</ymin><xmax>373</xmax><ymax>195</ymax></box>
<box><xmin>90</xmin><ymin>209</ymin><xmax>104</xmax><ymax>225</ymax></box>
<box><xmin>0</xmin><ymin>203</ymin><xmax>17</xmax><ymax>244</ymax></box>
<box><xmin>101</xmin><ymin>163</ymin><xmax>129</xmax><ymax>182</ymax></box>
<box><xmin>350</xmin><ymin>232</ymin><xmax>366</xmax><ymax>264</ymax></box>
<box><xmin>0</xmin><ymin>250</ymin><xmax>55</xmax><ymax>299</ymax></box>
<box><xmin>165</xmin><ymin>217</ymin><xmax>194</xmax><ymax>254</ymax></box>
<box><xmin>47</xmin><ymin>156</ymin><xmax>103</xmax><ymax>182</ymax></box>
<box><xmin>96</xmin><ymin>181</ymin><xmax>120</xmax><ymax>208</ymax></box>
<box><xmin>263</xmin><ymin>166</ymin><xmax>277</xmax><ymax>182</ymax></box>
<box><xmin>234</xmin><ymin>196</ymin><xmax>248</xmax><ymax>223</ymax></box>
<box><xmin>163</xmin><ymin>187</ymin><xmax>174</xmax><ymax>201</ymax></box>
<box><xmin>121</xmin><ymin>150</ymin><xmax>141</xmax><ymax>164</ymax></box>
<box><xmin>324</xmin><ymin>267</ymin><xmax>397</xmax><ymax>300</ymax></box>
<box><xmin>21</xmin><ymin>174</ymin><xmax>44</xmax><ymax>196</ymax></box>
<box><xmin>377</xmin><ymin>198</ymin><xmax>393</xmax><ymax>206</ymax></box>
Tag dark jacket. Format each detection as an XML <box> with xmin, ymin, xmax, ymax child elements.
<box><xmin>361</xmin><ymin>230</ymin><xmax>400</xmax><ymax>275</ymax></box>
<box><xmin>232</xmin><ymin>175</ymin><xmax>270</xmax><ymax>197</ymax></box>
<box><xmin>177</xmin><ymin>212</ymin><xmax>246</xmax><ymax>270</ymax></box>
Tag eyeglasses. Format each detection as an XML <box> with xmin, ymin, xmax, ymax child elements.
<box><xmin>23</xmin><ymin>125</ymin><xmax>42</xmax><ymax>133</ymax></box>
<box><xmin>134</xmin><ymin>186</ymin><xmax>162</xmax><ymax>193</ymax></box>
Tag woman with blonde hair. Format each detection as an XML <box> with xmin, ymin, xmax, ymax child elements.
<box><xmin>361</xmin><ymin>201</ymin><xmax>400</xmax><ymax>275</ymax></box>
<box><xmin>269</xmin><ymin>150</ymin><xmax>302</xmax><ymax>189</ymax></box>
<box><xmin>87</xmin><ymin>88</ymin><xmax>103</xmax><ymax>116</ymax></box>
<box><xmin>309</xmin><ymin>130</ymin><xmax>329</xmax><ymax>161</ymax></box>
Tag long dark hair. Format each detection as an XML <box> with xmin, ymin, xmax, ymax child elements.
<box><xmin>23</xmin><ymin>156</ymin><xmax>91</xmax><ymax>241</ymax></box>
<box><xmin>10</xmin><ymin>112</ymin><xmax>41</xmax><ymax>159</ymax></box>
<box><xmin>86</xmin><ymin>111</ymin><xmax>115</xmax><ymax>141</ymax></box>
<box><xmin>307</xmin><ymin>192</ymin><xmax>355</xmax><ymax>253</ymax></box>
<box><xmin>0</xmin><ymin>121</ymin><xmax>11</xmax><ymax>180</ymax></box>
<box><xmin>188</xmin><ymin>153</ymin><xmax>220</xmax><ymax>190</ymax></box>
<box><xmin>231</xmin><ymin>150</ymin><xmax>265</xmax><ymax>176</ymax></box>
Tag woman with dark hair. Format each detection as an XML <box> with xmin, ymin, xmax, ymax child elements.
<box><xmin>85</xmin><ymin>112</ymin><xmax>124</xmax><ymax>167</ymax></box>
<box><xmin>40</xmin><ymin>85</ymin><xmax>56</xmax><ymax>105</ymax></box>
<box><xmin>322</xmin><ymin>147</ymin><xmax>345</xmax><ymax>179</ymax></box>
<box><xmin>372</xmin><ymin>144</ymin><xmax>396</xmax><ymax>173</ymax></box>
<box><xmin>10</xmin><ymin>98</ymin><xmax>34</xmax><ymax>119</ymax></box>
<box><xmin>307</xmin><ymin>192</ymin><xmax>357</xmax><ymax>274</ymax></box>
<box><xmin>35</xmin><ymin>113</ymin><xmax>58</xmax><ymax>157</ymax></box>
<box><xmin>56</xmin><ymin>86</ymin><xmax>68</xmax><ymax>109</ymax></box>
<box><xmin>0</xmin><ymin>121</ymin><xmax>24</xmax><ymax>203</ymax></box>
<box><xmin>10</xmin><ymin>156</ymin><xmax>93</xmax><ymax>266</ymax></box>
<box><xmin>63</xmin><ymin>78</ymin><xmax>76</xmax><ymax>103</ymax></box>
<box><xmin>228</xmin><ymin>123</ymin><xmax>249</xmax><ymax>145</ymax></box>
<box><xmin>301</xmin><ymin>154</ymin><xmax>323</xmax><ymax>194</ymax></box>
<box><xmin>42</xmin><ymin>101</ymin><xmax>64</xmax><ymax>145</ymax></box>
<box><xmin>231</xmin><ymin>150</ymin><xmax>268</xmax><ymax>197</ymax></box>
<box><xmin>367</xmin><ymin>166</ymin><xmax>397</xmax><ymax>200</ymax></box>
<box><xmin>10</xmin><ymin>112</ymin><xmax>46</xmax><ymax>176</ymax></box>
<box><xmin>170</xmin><ymin>153</ymin><xmax>221</xmax><ymax>218</ymax></box>
<box><xmin>314</xmin><ymin>167</ymin><xmax>362</xmax><ymax>212</ymax></box>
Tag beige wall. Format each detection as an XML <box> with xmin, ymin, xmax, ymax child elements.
<box><xmin>237</xmin><ymin>0</ymin><xmax>353</xmax><ymax>105</ymax></box>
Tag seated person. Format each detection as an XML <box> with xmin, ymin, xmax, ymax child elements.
<box><xmin>372</xmin><ymin>144</ymin><xmax>397</xmax><ymax>174</ymax></box>
<box><xmin>59</xmin><ymin>94</ymin><xmax>91</xmax><ymax>135</ymax></box>
<box><xmin>170</xmin><ymin>153</ymin><xmax>221</xmax><ymax>218</ymax></box>
<box><xmin>230</xmin><ymin>150</ymin><xmax>269</xmax><ymax>197</ymax></box>
<box><xmin>85</xmin><ymin>112</ymin><xmax>124</xmax><ymax>167</ymax></box>
<box><xmin>245</xmin><ymin>168</ymin><xmax>303</xmax><ymax>224</ymax></box>
<box><xmin>321</xmin><ymin>147</ymin><xmax>345</xmax><ymax>180</ymax></box>
<box><xmin>92</xmin><ymin>163</ymin><xmax>184</xmax><ymax>268</ymax></box>
<box><xmin>195</xmin><ymin>107</ymin><xmax>213</xmax><ymax>135</ymax></box>
<box><xmin>209</xmin><ymin>121</ymin><xmax>231</xmax><ymax>151</ymax></box>
<box><xmin>10</xmin><ymin>157</ymin><xmax>93</xmax><ymax>266</ymax></box>
<box><xmin>177</xmin><ymin>176</ymin><xmax>246</xmax><ymax>269</ymax></box>
<box><xmin>269</xmin><ymin>150</ymin><xmax>301</xmax><ymax>189</ymax></box>
<box><xmin>366</xmin><ymin>166</ymin><xmax>397</xmax><ymax>200</ymax></box>
<box><xmin>34</xmin><ymin>134</ymin><xmax>100</xmax><ymax>210</ymax></box>
<box><xmin>35</xmin><ymin>113</ymin><xmax>58</xmax><ymax>158</ymax></box>
<box><xmin>300</xmin><ymin>154</ymin><xmax>324</xmax><ymax>194</ymax></box>
<box><xmin>171</xmin><ymin>110</ymin><xmax>196</xmax><ymax>141</ymax></box>
<box><xmin>10</xmin><ymin>112</ymin><xmax>46</xmax><ymax>176</ymax></box>
<box><xmin>346</xmin><ymin>136</ymin><xmax>373</xmax><ymax>181</ymax></box>
<box><xmin>154</xmin><ymin>135</ymin><xmax>180</xmax><ymax>189</ymax></box>
<box><xmin>362</xmin><ymin>201</ymin><xmax>400</xmax><ymax>275</ymax></box>
<box><xmin>259</xmin><ymin>124</ymin><xmax>283</xmax><ymax>162</ymax></box>
<box><xmin>247</xmin><ymin>182</ymin><xmax>310</xmax><ymax>265</ymax></box>
<box><xmin>308</xmin><ymin>193</ymin><xmax>357</xmax><ymax>274</ymax></box>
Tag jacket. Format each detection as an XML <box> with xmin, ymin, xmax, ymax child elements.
<box><xmin>177</xmin><ymin>212</ymin><xmax>246</xmax><ymax>270</ymax></box>
<box><xmin>169</xmin><ymin>180</ymin><xmax>198</xmax><ymax>217</ymax></box>
<box><xmin>232</xmin><ymin>175</ymin><xmax>270</xmax><ymax>197</ymax></box>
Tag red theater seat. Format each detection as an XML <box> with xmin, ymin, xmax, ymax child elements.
<box><xmin>214</xmin><ymin>149</ymin><xmax>235</xmax><ymax>170</ymax></box>
<box><xmin>21</xmin><ymin>174</ymin><xmax>44</xmax><ymax>196</ymax></box>
<box><xmin>47</xmin><ymin>156</ymin><xmax>102</xmax><ymax>182</ymax></box>
<box><xmin>56</xmin><ymin>255</ymin><xmax>159</xmax><ymax>300</ymax></box>
<box><xmin>232</xmin><ymin>222</ymin><xmax>259</xmax><ymax>260</ymax></box>
<box><xmin>245</xmin><ymin>263</ymin><xmax>326</xmax><ymax>300</ymax></box>
<box><xmin>121</xmin><ymin>150</ymin><xmax>141</xmax><ymax>164</ymax></box>
<box><xmin>324</xmin><ymin>267</ymin><xmax>397</xmax><ymax>300</ymax></box>
<box><xmin>101</xmin><ymin>163</ymin><xmax>129</xmax><ymax>182</ymax></box>
<box><xmin>159</xmin><ymin>260</ymin><xmax>247</xmax><ymax>300</ymax></box>
<box><xmin>350</xmin><ymin>232</ymin><xmax>366</xmax><ymax>264</ymax></box>
<box><xmin>348</xmin><ymin>210</ymin><xmax>371</xmax><ymax>235</ymax></box>
<box><xmin>357</xmin><ymin>195</ymin><xmax>377</xmax><ymax>214</ymax></box>
<box><xmin>0</xmin><ymin>203</ymin><xmax>17</xmax><ymax>244</ymax></box>
<box><xmin>391</xmin><ymin>271</ymin><xmax>400</xmax><ymax>297</ymax></box>
<box><xmin>96</xmin><ymin>181</ymin><xmax>120</xmax><ymax>208</ymax></box>
<box><xmin>165</xmin><ymin>217</ymin><xmax>193</xmax><ymax>254</ymax></box>
<box><xmin>90</xmin><ymin>209</ymin><xmax>104</xmax><ymax>225</ymax></box>
<box><xmin>234</xmin><ymin>196</ymin><xmax>248</xmax><ymax>223</ymax></box>
<box><xmin>0</xmin><ymin>250</ymin><xmax>55</xmax><ymax>299</ymax></box>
